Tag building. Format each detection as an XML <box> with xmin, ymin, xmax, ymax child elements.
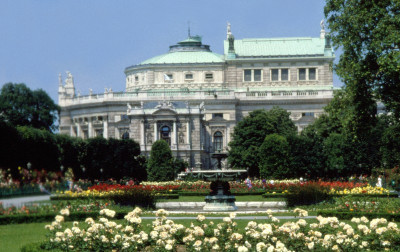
<box><xmin>58</xmin><ymin>23</ymin><xmax>335</xmax><ymax>170</ymax></box>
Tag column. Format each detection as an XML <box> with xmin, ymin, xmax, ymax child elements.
<box><xmin>76</xmin><ymin>123</ymin><xmax>81</xmax><ymax>138</ymax></box>
<box><xmin>103</xmin><ymin>118</ymin><xmax>108</xmax><ymax>139</ymax></box>
<box><xmin>70</xmin><ymin>125</ymin><xmax>74</xmax><ymax>137</ymax></box>
<box><xmin>186</xmin><ymin>120</ymin><xmax>190</xmax><ymax>149</ymax></box>
<box><xmin>154</xmin><ymin>121</ymin><xmax>158</xmax><ymax>142</ymax></box>
<box><xmin>88</xmin><ymin>119</ymin><xmax>93</xmax><ymax>138</ymax></box>
<box><xmin>140</xmin><ymin>120</ymin><xmax>145</xmax><ymax>145</ymax></box>
<box><xmin>172</xmin><ymin>121</ymin><xmax>177</xmax><ymax>145</ymax></box>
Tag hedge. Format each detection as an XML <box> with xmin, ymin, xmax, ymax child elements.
<box><xmin>0</xmin><ymin>210</ymin><xmax>135</xmax><ymax>225</ymax></box>
<box><xmin>317</xmin><ymin>210</ymin><xmax>400</xmax><ymax>221</ymax></box>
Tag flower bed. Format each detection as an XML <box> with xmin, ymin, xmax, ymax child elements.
<box><xmin>31</xmin><ymin>207</ymin><xmax>400</xmax><ymax>251</ymax></box>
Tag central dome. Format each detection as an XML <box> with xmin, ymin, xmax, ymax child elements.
<box><xmin>139</xmin><ymin>36</ymin><xmax>224</xmax><ymax>65</ymax></box>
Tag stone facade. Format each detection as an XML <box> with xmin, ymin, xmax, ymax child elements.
<box><xmin>58</xmin><ymin>24</ymin><xmax>335</xmax><ymax>170</ymax></box>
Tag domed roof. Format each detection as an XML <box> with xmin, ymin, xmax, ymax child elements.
<box><xmin>138</xmin><ymin>36</ymin><xmax>224</xmax><ymax>65</ymax></box>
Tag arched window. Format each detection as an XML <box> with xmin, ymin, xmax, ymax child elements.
<box><xmin>214</xmin><ymin>131</ymin><xmax>223</xmax><ymax>152</ymax></box>
<box><xmin>160</xmin><ymin>126</ymin><xmax>171</xmax><ymax>145</ymax></box>
<box><xmin>122</xmin><ymin>131</ymin><xmax>129</xmax><ymax>140</ymax></box>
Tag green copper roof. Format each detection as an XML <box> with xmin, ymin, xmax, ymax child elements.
<box><xmin>139</xmin><ymin>51</ymin><xmax>224</xmax><ymax>65</ymax></box>
<box><xmin>224</xmin><ymin>37</ymin><xmax>329</xmax><ymax>58</ymax></box>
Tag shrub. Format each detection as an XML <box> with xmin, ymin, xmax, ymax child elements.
<box><xmin>285</xmin><ymin>182</ymin><xmax>331</xmax><ymax>207</ymax></box>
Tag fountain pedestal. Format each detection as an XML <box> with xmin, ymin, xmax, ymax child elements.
<box><xmin>185</xmin><ymin>170</ymin><xmax>247</xmax><ymax>211</ymax></box>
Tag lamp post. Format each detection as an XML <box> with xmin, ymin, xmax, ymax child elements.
<box><xmin>100</xmin><ymin>168</ymin><xmax>103</xmax><ymax>181</ymax></box>
<box><xmin>27</xmin><ymin>162</ymin><xmax>32</xmax><ymax>170</ymax></box>
<box><xmin>60</xmin><ymin>165</ymin><xmax>64</xmax><ymax>172</ymax></box>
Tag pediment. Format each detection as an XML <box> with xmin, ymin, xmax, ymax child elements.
<box><xmin>152</xmin><ymin>108</ymin><xmax>177</xmax><ymax>115</ymax></box>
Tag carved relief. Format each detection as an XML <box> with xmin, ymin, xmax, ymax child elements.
<box><xmin>178</xmin><ymin>132</ymin><xmax>185</xmax><ymax>144</ymax></box>
<box><xmin>146</xmin><ymin>132</ymin><xmax>153</xmax><ymax>144</ymax></box>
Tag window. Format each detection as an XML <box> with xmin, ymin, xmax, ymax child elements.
<box><xmin>122</xmin><ymin>131</ymin><xmax>129</xmax><ymax>139</ymax></box>
<box><xmin>135</xmin><ymin>76</ymin><xmax>139</xmax><ymax>82</ymax></box>
<box><xmin>271</xmin><ymin>69</ymin><xmax>289</xmax><ymax>81</ymax></box>
<box><xmin>213</xmin><ymin>131</ymin><xmax>223</xmax><ymax>152</ymax></box>
<box><xmin>298</xmin><ymin>68</ymin><xmax>317</xmax><ymax>81</ymax></box>
<box><xmin>160</xmin><ymin>126</ymin><xmax>171</xmax><ymax>145</ymax></box>
<box><xmin>309</xmin><ymin>68</ymin><xmax>316</xmax><ymax>80</ymax></box>
<box><xmin>95</xmin><ymin>129</ymin><xmax>103</xmax><ymax>137</ymax></box>
<box><xmin>302</xmin><ymin>112</ymin><xmax>315</xmax><ymax>117</ymax></box>
<box><xmin>271</xmin><ymin>69</ymin><xmax>279</xmax><ymax>81</ymax></box>
<box><xmin>243</xmin><ymin>69</ymin><xmax>262</xmax><ymax>82</ymax></box>
<box><xmin>205</xmin><ymin>73</ymin><xmax>213</xmax><ymax>80</ymax></box>
<box><xmin>185</xmin><ymin>73</ymin><xmax>193</xmax><ymax>80</ymax></box>
<box><xmin>244</xmin><ymin>70</ymin><xmax>252</xmax><ymax>81</ymax></box>
<box><xmin>281</xmin><ymin>69</ymin><xmax>289</xmax><ymax>81</ymax></box>
<box><xmin>254</xmin><ymin>69</ymin><xmax>262</xmax><ymax>81</ymax></box>
<box><xmin>299</xmin><ymin>68</ymin><xmax>306</xmax><ymax>80</ymax></box>
<box><xmin>164</xmin><ymin>74</ymin><xmax>173</xmax><ymax>81</ymax></box>
<box><xmin>213</xmin><ymin>113</ymin><xmax>223</xmax><ymax>119</ymax></box>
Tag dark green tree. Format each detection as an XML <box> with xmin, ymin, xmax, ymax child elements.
<box><xmin>0</xmin><ymin>83</ymin><xmax>59</xmax><ymax>131</ymax></box>
<box><xmin>0</xmin><ymin>120</ymin><xmax>20</xmax><ymax>174</ymax></box>
<box><xmin>380</xmin><ymin>121</ymin><xmax>400</xmax><ymax>169</ymax></box>
<box><xmin>17</xmin><ymin>126</ymin><xmax>60</xmax><ymax>171</ymax></box>
<box><xmin>259</xmin><ymin>134</ymin><xmax>290</xmax><ymax>179</ymax></box>
<box><xmin>147</xmin><ymin>140</ymin><xmax>176</xmax><ymax>181</ymax></box>
<box><xmin>228</xmin><ymin>107</ymin><xmax>296</xmax><ymax>176</ymax></box>
<box><xmin>325</xmin><ymin>0</ymin><xmax>400</xmax><ymax>121</ymax></box>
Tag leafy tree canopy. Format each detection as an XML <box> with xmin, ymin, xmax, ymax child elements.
<box><xmin>259</xmin><ymin>134</ymin><xmax>290</xmax><ymax>179</ymax></box>
<box><xmin>228</xmin><ymin>107</ymin><xmax>296</xmax><ymax>176</ymax></box>
<box><xmin>0</xmin><ymin>83</ymin><xmax>59</xmax><ymax>131</ymax></box>
<box><xmin>325</xmin><ymin>0</ymin><xmax>399</xmax><ymax>120</ymax></box>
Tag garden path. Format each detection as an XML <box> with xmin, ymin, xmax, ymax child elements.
<box><xmin>0</xmin><ymin>195</ymin><xmax>52</xmax><ymax>208</ymax></box>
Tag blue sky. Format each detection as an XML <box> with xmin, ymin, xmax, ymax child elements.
<box><xmin>0</xmin><ymin>0</ymin><xmax>341</xmax><ymax>103</ymax></box>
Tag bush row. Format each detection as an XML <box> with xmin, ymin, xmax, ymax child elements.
<box><xmin>317</xmin><ymin>210</ymin><xmax>400</xmax><ymax>221</ymax></box>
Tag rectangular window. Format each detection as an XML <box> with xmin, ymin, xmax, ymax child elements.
<box><xmin>309</xmin><ymin>68</ymin><xmax>316</xmax><ymax>80</ymax></box>
<box><xmin>213</xmin><ymin>113</ymin><xmax>223</xmax><ymax>119</ymax></box>
<box><xmin>254</xmin><ymin>69</ymin><xmax>262</xmax><ymax>81</ymax></box>
<box><xmin>244</xmin><ymin>70</ymin><xmax>252</xmax><ymax>82</ymax></box>
<box><xmin>185</xmin><ymin>73</ymin><xmax>193</xmax><ymax>79</ymax></box>
<box><xmin>302</xmin><ymin>112</ymin><xmax>315</xmax><ymax>117</ymax></box>
<box><xmin>299</xmin><ymin>68</ymin><xmax>306</xmax><ymax>80</ymax></box>
<box><xmin>205</xmin><ymin>73</ymin><xmax>213</xmax><ymax>79</ymax></box>
<box><xmin>281</xmin><ymin>69</ymin><xmax>289</xmax><ymax>81</ymax></box>
<box><xmin>244</xmin><ymin>69</ymin><xmax>262</xmax><ymax>82</ymax></box>
<box><xmin>271</xmin><ymin>69</ymin><xmax>279</xmax><ymax>81</ymax></box>
<box><xmin>135</xmin><ymin>76</ymin><xmax>139</xmax><ymax>81</ymax></box>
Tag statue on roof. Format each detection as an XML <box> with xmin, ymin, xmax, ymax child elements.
<box><xmin>320</xmin><ymin>19</ymin><xmax>325</xmax><ymax>30</ymax></box>
<box><xmin>227</xmin><ymin>22</ymin><xmax>232</xmax><ymax>39</ymax></box>
<box><xmin>65</xmin><ymin>71</ymin><xmax>74</xmax><ymax>87</ymax></box>
<box><xmin>58</xmin><ymin>73</ymin><xmax>62</xmax><ymax>86</ymax></box>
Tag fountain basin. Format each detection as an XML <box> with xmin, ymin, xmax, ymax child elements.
<box><xmin>183</xmin><ymin>169</ymin><xmax>247</xmax><ymax>211</ymax></box>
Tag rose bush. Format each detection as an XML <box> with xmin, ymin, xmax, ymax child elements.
<box><xmin>39</xmin><ymin>207</ymin><xmax>400</xmax><ymax>251</ymax></box>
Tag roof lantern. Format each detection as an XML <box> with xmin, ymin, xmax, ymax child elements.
<box><xmin>169</xmin><ymin>35</ymin><xmax>211</xmax><ymax>52</ymax></box>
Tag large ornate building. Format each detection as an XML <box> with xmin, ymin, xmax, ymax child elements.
<box><xmin>58</xmin><ymin>23</ymin><xmax>335</xmax><ymax>169</ymax></box>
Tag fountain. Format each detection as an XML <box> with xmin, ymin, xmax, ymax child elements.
<box><xmin>182</xmin><ymin>151</ymin><xmax>247</xmax><ymax>211</ymax></box>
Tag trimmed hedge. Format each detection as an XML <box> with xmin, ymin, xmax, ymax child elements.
<box><xmin>317</xmin><ymin>210</ymin><xmax>400</xmax><ymax>221</ymax></box>
<box><xmin>0</xmin><ymin>210</ymin><xmax>135</xmax><ymax>225</ymax></box>
<box><xmin>262</xmin><ymin>193</ymin><xmax>286</xmax><ymax>198</ymax></box>
<box><xmin>178</xmin><ymin>191</ymin><xmax>265</xmax><ymax>196</ymax></box>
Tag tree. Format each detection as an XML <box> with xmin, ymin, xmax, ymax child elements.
<box><xmin>147</xmin><ymin>140</ymin><xmax>176</xmax><ymax>181</ymax></box>
<box><xmin>0</xmin><ymin>83</ymin><xmax>59</xmax><ymax>131</ymax></box>
<box><xmin>228</xmin><ymin>107</ymin><xmax>296</xmax><ymax>177</ymax></box>
<box><xmin>259</xmin><ymin>134</ymin><xmax>290</xmax><ymax>179</ymax></box>
<box><xmin>325</xmin><ymin>0</ymin><xmax>399</xmax><ymax>119</ymax></box>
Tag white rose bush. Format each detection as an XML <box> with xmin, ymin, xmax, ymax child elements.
<box><xmin>41</xmin><ymin>207</ymin><xmax>400</xmax><ymax>251</ymax></box>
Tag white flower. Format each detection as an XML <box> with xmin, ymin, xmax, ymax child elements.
<box><xmin>85</xmin><ymin>217</ymin><xmax>95</xmax><ymax>225</ymax></box>
<box><xmin>230</xmin><ymin>212</ymin><xmax>237</xmax><ymax>219</ymax></box>
<box><xmin>55</xmin><ymin>215</ymin><xmax>64</xmax><ymax>223</ymax></box>
<box><xmin>60</xmin><ymin>208</ymin><xmax>70</xmax><ymax>216</ymax></box>
<box><xmin>308</xmin><ymin>242</ymin><xmax>314</xmax><ymax>249</ymax></box>
<box><xmin>196</xmin><ymin>215</ymin><xmax>206</xmax><ymax>222</ymax></box>
<box><xmin>223</xmin><ymin>217</ymin><xmax>232</xmax><ymax>223</ymax></box>
<box><xmin>238</xmin><ymin>246</ymin><xmax>248</xmax><ymax>252</ymax></box>
<box><xmin>165</xmin><ymin>244</ymin><xmax>173</xmax><ymax>250</ymax></box>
